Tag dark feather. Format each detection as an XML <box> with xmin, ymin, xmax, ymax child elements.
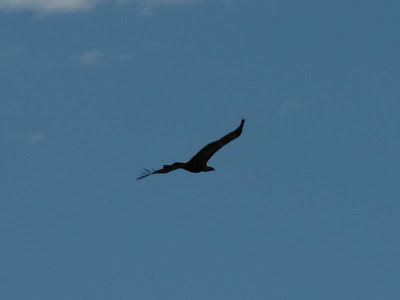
<box><xmin>188</xmin><ymin>118</ymin><xmax>245</xmax><ymax>164</ymax></box>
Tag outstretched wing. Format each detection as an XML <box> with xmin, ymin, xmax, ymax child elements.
<box><xmin>136</xmin><ymin>163</ymin><xmax>184</xmax><ymax>180</ymax></box>
<box><xmin>189</xmin><ymin>118</ymin><xmax>245</xmax><ymax>165</ymax></box>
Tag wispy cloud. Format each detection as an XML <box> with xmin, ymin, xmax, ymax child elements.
<box><xmin>72</xmin><ymin>49</ymin><xmax>106</xmax><ymax>65</ymax></box>
<box><xmin>0</xmin><ymin>0</ymin><xmax>100</xmax><ymax>13</ymax></box>
<box><xmin>143</xmin><ymin>41</ymin><xmax>162</xmax><ymax>48</ymax></box>
<box><xmin>0</xmin><ymin>0</ymin><xmax>217</xmax><ymax>14</ymax></box>
<box><xmin>134</xmin><ymin>0</ymin><xmax>199</xmax><ymax>15</ymax></box>
<box><xmin>0</xmin><ymin>99</ymin><xmax>19</xmax><ymax>114</ymax></box>
<box><xmin>221</xmin><ymin>0</ymin><xmax>232</xmax><ymax>7</ymax></box>
<box><xmin>111</xmin><ymin>53</ymin><xmax>136</xmax><ymax>62</ymax></box>
<box><xmin>277</xmin><ymin>101</ymin><xmax>304</xmax><ymax>117</ymax></box>
<box><xmin>70</xmin><ymin>49</ymin><xmax>135</xmax><ymax>65</ymax></box>
<box><xmin>27</xmin><ymin>132</ymin><xmax>45</xmax><ymax>144</ymax></box>
<box><xmin>0</xmin><ymin>45</ymin><xmax>24</xmax><ymax>64</ymax></box>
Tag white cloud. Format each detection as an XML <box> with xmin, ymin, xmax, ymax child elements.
<box><xmin>277</xmin><ymin>101</ymin><xmax>304</xmax><ymax>117</ymax></box>
<box><xmin>221</xmin><ymin>0</ymin><xmax>232</xmax><ymax>7</ymax></box>
<box><xmin>0</xmin><ymin>45</ymin><xmax>24</xmax><ymax>63</ymax></box>
<box><xmin>70</xmin><ymin>49</ymin><xmax>135</xmax><ymax>65</ymax></box>
<box><xmin>72</xmin><ymin>50</ymin><xmax>106</xmax><ymax>65</ymax></box>
<box><xmin>133</xmin><ymin>0</ymin><xmax>199</xmax><ymax>15</ymax></box>
<box><xmin>0</xmin><ymin>99</ymin><xmax>19</xmax><ymax>114</ymax></box>
<box><xmin>0</xmin><ymin>0</ymin><xmax>102</xmax><ymax>13</ymax></box>
<box><xmin>27</xmin><ymin>133</ymin><xmax>45</xmax><ymax>144</ymax></box>
<box><xmin>0</xmin><ymin>45</ymin><xmax>23</xmax><ymax>56</ymax></box>
<box><xmin>143</xmin><ymin>41</ymin><xmax>162</xmax><ymax>48</ymax></box>
<box><xmin>0</xmin><ymin>0</ymin><xmax>209</xmax><ymax>14</ymax></box>
<box><xmin>111</xmin><ymin>53</ymin><xmax>136</xmax><ymax>62</ymax></box>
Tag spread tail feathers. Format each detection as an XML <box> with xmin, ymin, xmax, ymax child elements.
<box><xmin>136</xmin><ymin>163</ymin><xmax>186</xmax><ymax>180</ymax></box>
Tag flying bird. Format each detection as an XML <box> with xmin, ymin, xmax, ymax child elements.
<box><xmin>137</xmin><ymin>118</ymin><xmax>245</xmax><ymax>180</ymax></box>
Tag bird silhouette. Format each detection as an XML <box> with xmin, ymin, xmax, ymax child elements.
<box><xmin>137</xmin><ymin>119</ymin><xmax>245</xmax><ymax>180</ymax></box>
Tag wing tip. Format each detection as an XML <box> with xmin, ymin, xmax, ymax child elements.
<box><xmin>239</xmin><ymin>118</ymin><xmax>245</xmax><ymax>129</ymax></box>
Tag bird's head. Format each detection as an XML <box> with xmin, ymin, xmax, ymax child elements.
<box><xmin>204</xmin><ymin>166</ymin><xmax>215</xmax><ymax>172</ymax></box>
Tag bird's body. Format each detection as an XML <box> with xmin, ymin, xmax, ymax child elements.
<box><xmin>137</xmin><ymin>119</ymin><xmax>245</xmax><ymax>180</ymax></box>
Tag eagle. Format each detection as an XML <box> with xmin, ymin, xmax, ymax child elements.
<box><xmin>137</xmin><ymin>118</ymin><xmax>245</xmax><ymax>180</ymax></box>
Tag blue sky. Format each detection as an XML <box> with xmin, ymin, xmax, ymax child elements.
<box><xmin>1</xmin><ymin>1</ymin><xmax>399</xmax><ymax>299</ymax></box>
